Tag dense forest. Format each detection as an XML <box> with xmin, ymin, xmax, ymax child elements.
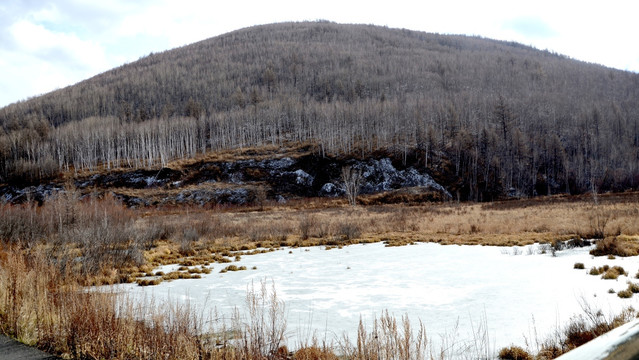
<box><xmin>1</xmin><ymin>21</ymin><xmax>638</xmax><ymax>201</ymax></box>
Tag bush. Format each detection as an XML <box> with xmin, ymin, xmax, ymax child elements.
<box><xmin>574</xmin><ymin>262</ymin><xmax>585</xmax><ymax>269</ymax></box>
<box><xmin>178</xmin><ymin>228</ymin><xmax>199</xmax><ymax>256</ymax></box>
<box><xmin>602</xmin><ymin>266</ymin><xmax>626</xmax><ymax>280</ymax></box>
<box><xmin>337</xmin><ymin>222</ymin><xmax>361</xmax><ymax>240</ymax></box>
<box><xmin>590</xmin><ymin>236</ymin><xmax>639</xmax><ymax>257</ymax></box>
<box><xmin>627</xmin><ymin>282</ymin><xmax>639</xmax><ymax>293</ymax></box>
<box><xmin>614</xmin><ymin>266</ymin><xmax>628</xmax><ymax>276</ymax></box>
<box><xmin>299</xmin><ymin>215</ymin><xmax>316</xmax><ymax>240</ymax></box>
<box><xmin>618</xmin><ymin>289</ymin><xmax>633</xmax><ymax>298</ymax></box>
<box><xmin>563</xmin><ymin>317</ymin><xmax>596</xmax><ymax>349</ymax></box>
<box><xmin>498</xmin><ymin>345</ymin><xmax>532</xmax><ymax>360</ymax></box>
<box><xmin>219</xmin><ymin>265</ymin><xmax>247</xmax><ymax>273</ymax></box>
<box><xmin>583</xmin><ymin>209</ymin><xmax>611</xmax><ymax>239</ymax></box>
<box><xmin>293</xmin><ymin>345</ymin><xmax>338</xmax><ymax>360</ymax></box>
<box><xmin>137</xmin><ymin>278</ymin><xmax>163</xmax><ymax>286</ymax></box>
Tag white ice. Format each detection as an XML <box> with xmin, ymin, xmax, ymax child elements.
<box><xmin>105</xmin><ymin>242</ymin><xmax>639</xmax><ymax>354</ymax></box>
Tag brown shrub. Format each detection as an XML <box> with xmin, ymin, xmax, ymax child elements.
<box><xmin>602</xmin><ymin>266</ymin><xmax>627</xmax><ymax>280</ymax></box>
<box><xmin>563</xmin><ymin>317</ymin><xmax>596</xmax><ymax>349</ymax></box>
<box><xmin>336</xmin><ymin>222</ymin><xmax>361</xmax><ymax>240</ymax></box>
<box><xmin>293</xmin><ymin>345</ymin><xmax>338</xmax><ymax>360</ymax></box>
<box><xmin>590</xmin><ymin>236</ymin><xmax>639</xmax><ymax>257</ymax></box>
<box><xmin>589</xmin><ymin>267</ymin><xmax>602</xmax><ymax>275</ymax></box>
<box><xmin>581</xmin><ymin>208</ymin><xmax>612</xmax><ymax>239</ymax></box>
<box><xmin>498</xmin><ymin>345</ymin><xmax>532</xmax><ymax>360</ymax></box>
<box><xmin>299</xmin><ymin>215</ymin><xmax>316</xmax><ymax>240</ymax></box>
<box><xmin>618</xmin><ymin>289</ymin><xmax>633</xmax><ymax>298</ymax></box>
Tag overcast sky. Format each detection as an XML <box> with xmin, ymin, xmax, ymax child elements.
<box><xmin>1</xmin><ymin>0</ymin><xmax>638</xmax><ymax>108</ymax></box>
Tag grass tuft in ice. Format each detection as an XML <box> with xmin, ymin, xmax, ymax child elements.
<box><xmin>498</xmin><ymin>345</ymin><xmax>532</xmax><ymax>360</ymax></box>
<box><xmin>627</xmin><ymin>282</ymin><xmax>639</xmax><ymax>293</ymax></box>
<box><xmin>220</xmin><ymin>265</ymin><xmax>247</xmax><ymax>273</ymax></box>
<box><xmin>601</xmin><ymin>266</ymin><xmax>627</xmax><ymax>280</ymax></box>
<box><xmin>573</xmin><ymin>262</ymin><xmax>585</xmax><ymax>269</ymax></box>
<box><xmin>617</xmin><ymin>289</ymin><xmax>633</xmax><ymax>298</ymax></box>
<box><xmin>137</xmin><ymin>278</ymin><xmax>163</xmax><ymax>286</ymax></box>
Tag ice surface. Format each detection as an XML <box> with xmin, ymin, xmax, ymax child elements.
<box><xmin>106</xmin><ymin>242</ymin><xmax>639</xmax><ymax>354</ymax></box>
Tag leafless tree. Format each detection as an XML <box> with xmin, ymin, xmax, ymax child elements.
<box><xmin>341</xmin><ymin>166</ymin><xmax>362</xmax><ymax>206</ymax></box>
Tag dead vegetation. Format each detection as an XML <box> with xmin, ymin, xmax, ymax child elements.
<box><xmin>2</xmin><ymin>189</ymin><xmax>639</xmax><ymax>287</ymax></box>
<box><xmin>1</xmin><ymin>190</ymin><xmax>639</xmax><ymax>358</ymax></box>
<box><xmin>527</xmin><ymin>304</ymin><xmax>638</xmax><ymax>358</ymax></box>
<box><xmin>137</xmin><ymin>191</ymin><xmax>639</xmax><ymax>252</ymax></box>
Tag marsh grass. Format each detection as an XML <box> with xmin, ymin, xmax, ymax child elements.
<box><xmin>498</xmin><ymin>346</ymin><xmax>532</xmax><ymax>360</ymax></box>
<box><xmin>0</xmin><ymin>249</ymin><xmax>210</xmax><ymax>359</ymax></box>
<box><xmin>132</xmin><ymin>191</ymin><xmax>639</xmax><ymax>254</ymax></box>
<box><xmin>524</xmin><ymin>302</ymin><xmax>637</xmax><ymax>358</ymax></box>
<box><xmin>220</xmin><ymin>265</ymin><xmax>247</xmax><ymax>273</ymax></box>
<box><xmin>590</xmin><ymin>236</ymin><xmax>639</xmax><ymax>257</ymax></box>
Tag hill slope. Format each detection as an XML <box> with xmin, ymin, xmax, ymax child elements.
<box><xmin>1</xmin><ymin>21</ymin><xmax>639</xmax><ymax>201</ymax></box>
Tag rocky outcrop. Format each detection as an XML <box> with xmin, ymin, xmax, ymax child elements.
<box><xmin>0</xmin><ymin>184</ymin><xmax>63</xmax><ymax>204</ymax></box>
<box><xmin>1</xmin><ymin>154</ymin><xmax>450</xmax><ymax>207</ymax></box>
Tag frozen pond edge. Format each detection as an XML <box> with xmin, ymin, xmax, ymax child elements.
<box><xmin>101</xmin><ymin>241</ymin><xmax>639</xmax><ymax>353</ymax></box>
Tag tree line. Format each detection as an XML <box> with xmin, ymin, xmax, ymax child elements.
<box><xmin>1</xmin><ymin>21</ymin><xmax>638</xmax><ymax>200</ymax></box>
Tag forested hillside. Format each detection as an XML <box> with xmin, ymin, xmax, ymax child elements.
<box><xmin>1</xmin><ymin>21</ymin><xmax>638</xmax><ymax>201</ymax></box>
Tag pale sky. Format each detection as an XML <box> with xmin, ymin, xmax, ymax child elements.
<box><xmin>1</xmin><ymin>0</ymin><xmax>638</xmax><ymax>108</ymax></box>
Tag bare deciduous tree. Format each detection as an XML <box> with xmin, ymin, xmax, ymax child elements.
<box><xmin>341</xmin><ymin>166</ymin><xmax>362</xmax><ymax>206</ymax></box>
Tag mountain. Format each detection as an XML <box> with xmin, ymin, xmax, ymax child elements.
<box><xmin>1</xmin><ymin>21</ymin><xmax>638</xmax><ymax>201</ymax></box>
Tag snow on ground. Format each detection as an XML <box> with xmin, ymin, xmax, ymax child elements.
<box><xmin>106</xmin><ymin>242</ymin><xmax>639</xmax><ymax>353</ymax></box>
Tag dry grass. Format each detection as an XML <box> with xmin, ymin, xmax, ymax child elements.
<box><xmin>132</xmin><ymin>191</ymin><xmax>639</xmax><ymax>254</ymax></box>
<box><xmin>590</xmin><ymin>236</ymin><xmax>639</xmax><ymax>257</ymax></box>
<box><xmin>0</xmin><ymin>250</ymin><xmax>320</xmax><ymax>359</ymax></box>
<box><xmin>520</xmin><ymin>303</ymin><xmax>637</xmax><ymax>359</ymax></box>
<box><xmin>0</xmin><ymin>249</ymin><xmax>210</xmax><ymax>359</ymax></box>
<box><xmin>498</xmin><ymin>345</ymin><xmax>532</xmax><ymax>360</ymax></box>
<box><xmin>601</xmin><ymin>266</ymin><xmax>628</xmax><ymax>280</ymax></box>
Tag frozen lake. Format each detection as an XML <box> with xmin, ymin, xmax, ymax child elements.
<box><xmin>109</xmin><ymin>242</ymin><xmax>639</xmax><ymax>353</ymax></box>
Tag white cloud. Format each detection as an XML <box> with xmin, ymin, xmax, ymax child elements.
<box><xmin>1</xmin><ymin>0</ymin><xmax>638</xmax><ymax>107</ymax></box>
<box><xmin>10</xmin><ymin>20</ymin><xmax>106</xmax><ymax>69</ymax></box>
